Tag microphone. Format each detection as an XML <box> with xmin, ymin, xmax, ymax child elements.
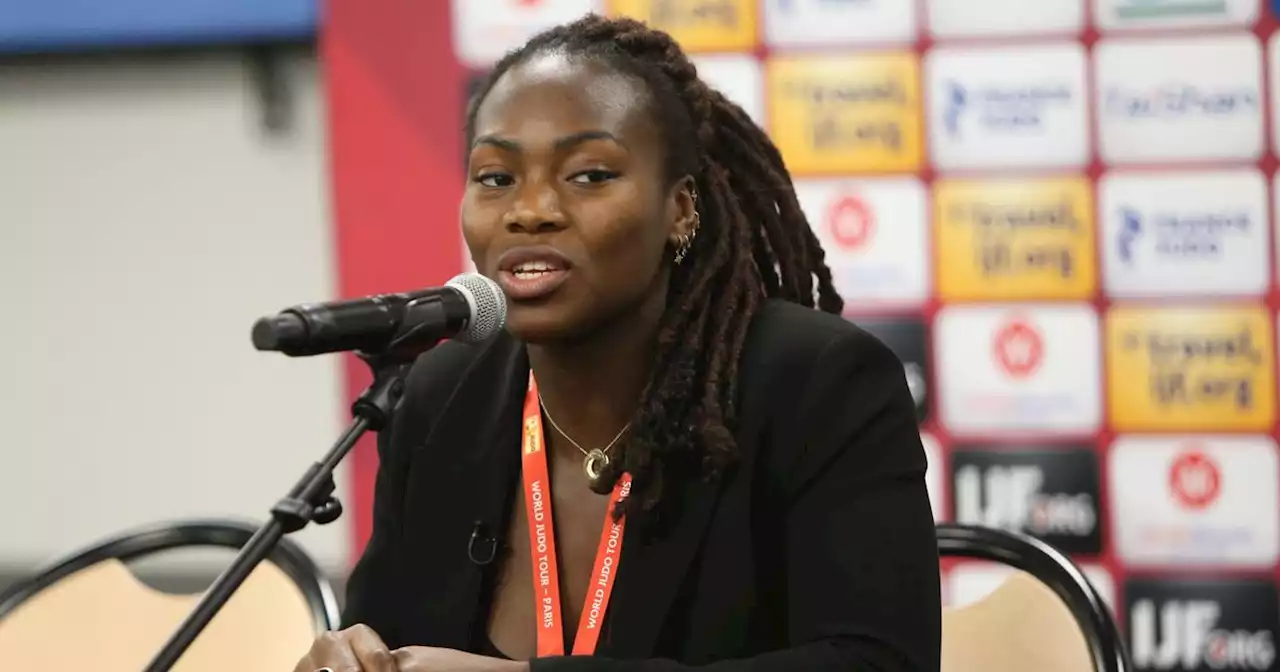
<box><xmin>148</xmin><ymin>274</ymin><xmax>505</xmax><ymax>672</ymax></box>
<box><xmin>251</xmin><ymin>272</ymin><xmax>507</xmax><ymax>357</ymax></box>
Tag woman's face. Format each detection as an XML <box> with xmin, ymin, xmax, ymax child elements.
<box><xmin>462</xmin><ymin>52</ymin><xmax>694</xmax><ymax>343</ymax></box>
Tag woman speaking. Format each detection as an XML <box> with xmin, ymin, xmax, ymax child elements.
<box><xmin>295</xmin><ymin>13</ymin><xmax>941</xmax><ymax>672</ymax></box>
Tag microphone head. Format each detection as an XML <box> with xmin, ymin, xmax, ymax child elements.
<box><xmin>446</xmin><ymin>272</ymin><xmax>507</xmax><ymax>343</ymax></box>
<box><xmin>251</xmin><ymin>314</ymin><xmax>306</xmax><ymax>352</ymax></box>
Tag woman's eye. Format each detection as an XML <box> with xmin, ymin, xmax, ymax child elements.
<box><xmin>570</xmin><ymin>169</ymin><xmax>618</xmax><ymax>185</ymax></box>
<box><xmin>476</xmin><ymin>173</ymin><xmax>513</xmax><ymax>187</ymax></box>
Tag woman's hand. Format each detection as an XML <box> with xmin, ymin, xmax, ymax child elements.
<box><xmin>392</xmin><ymin>646</ymin><xmax>530</xmax><ymax>672</ymax></box>
<box><xmin>292</xmin><ymin>624</ymin><xmax>398</xmax><ymax>672</ymax></box>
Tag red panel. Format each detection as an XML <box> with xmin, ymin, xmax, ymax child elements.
<box><xmin>321</xmin><ymin>0</ymin><xmax>464</xmax><ymax>559</ymax></box>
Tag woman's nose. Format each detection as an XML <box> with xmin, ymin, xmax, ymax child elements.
<box><xmin>503</xmin><ymin>179</ymin><xmax>566</xmax><ymax>234</ymax></box>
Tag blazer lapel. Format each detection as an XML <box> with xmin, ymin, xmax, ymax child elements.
<box><xmin>604</xmin><ymin>473</ymin><xmax>724</xmax><ymax>658</ymax></box>
<box><xmin>398</xmin><ymin>337</ymin><xmax>528</xmax><ymax>650</ymax></box>
<box><xmin>396</xmin><ymin>334</ymin><xmax>726</xmax><ymax>657</ymax></box>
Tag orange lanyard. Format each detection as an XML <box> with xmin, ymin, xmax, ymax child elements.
<box><xmin>521</xmin><ymin>373</ymin><xmax>631</xmax><ymax>657</ymax></box>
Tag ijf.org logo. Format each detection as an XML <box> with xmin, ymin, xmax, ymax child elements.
<box><xmin>1105</xmin><ymin>83</ymin><xmax>1257</xmax><ymax>120</ymax></box>
<box><xmin>608</xmin><ymin>0</ymin><xmax>758</xmax><ymax>51</ymax></box>
<box><xmin>1126</xmin><ymin>578</ymin><xmax>1279</xmax><ymax>672</ymax></box>
<box><xmin>1115</xmin><ymin>206</ymin><xmax>1251</xmax><ymax>265</ymax></box>
<box><xmin>767</xmin><ymin>53</ymin><xmax>921</xmax><ymax>174</ymax></box>
<box><xmin>950</xmin><ymin>447</ymin><xmax>1103</xmax><ymax>554</ymax></box>
<box><xmin>785</xmin><ymin>75</ymin><xmax>911</xmax><ymax>160</ymax></box>
<box><xmin>942</xmin><ymin>80</ymin><xmax>1073</xmax><ymax>138</ymax></box>
<box><xmin>934</xmin><ymin>177</ymin><xmax>1095</xmax><ymax>300</ymax></box>
<box><xmin>1106</xmin><ymin>306</ymin><xmax>1275</xmax><ymax>431</ymax></box>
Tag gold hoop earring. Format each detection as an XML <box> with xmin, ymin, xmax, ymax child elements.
<box><xmin>673</xmin><ymin>211</ymin><xmax>700</xmax><ymax>265</ymax></box>
<box><xmin>673</xmin><ymin>235</ymin><xmax>692</xmax><ymax>265</ymax></box>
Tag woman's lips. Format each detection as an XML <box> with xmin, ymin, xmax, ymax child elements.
<box><xmin>497</xmin><ymin>267</ymin><xmax>570</xmax><ymax>300</ymax></box>
<box><xmin>495</xmin><ymin>246</ymin><xmax>573</xmax><ymax>301</ymax></box>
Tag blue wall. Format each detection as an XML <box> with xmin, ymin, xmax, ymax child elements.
<box><xmin>0</xmin><ymin>0</ymin><xmax>317</xmax><ymax>53</ymax></box>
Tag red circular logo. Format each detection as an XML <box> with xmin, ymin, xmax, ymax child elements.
<box><xmin>1169</xmin><ymin>449</ymin><xmax>1221</xmax><ymax>510</ymax></box>
<box><xmin>826</xmin><ymin>194</ymin><xmax>875</xmax><ymax>251</ymax></box>
<box><xmin>993</xmin><ymin>319</ymin><xmax>1043</xmax><ymax>378</ymax></box>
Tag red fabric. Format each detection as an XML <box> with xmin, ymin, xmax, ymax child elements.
<box><xmin>321</xmin><ymin>0</ymin><xmax>464</xmax><ymax>555</ymax></box>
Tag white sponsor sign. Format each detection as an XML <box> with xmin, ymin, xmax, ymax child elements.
<box><xmin>926</xmin><ymin>44</ymin><xmax>1089</xmax><ymax>170</ymax></box>
<box><xmin>794</xmin><ymin>177</ymin><xmax>929</xmax><ymax>307</ymax></box>
<box><xmin>936</xmin><ymin>304</ymin><xmax>1101</xmax><ymax>435</ymax></box>
<box><xmin>926</xmin><ymin>0</ymin><xmax>1083</xmax><ymax>38</ymax></box>
<box><xmin>1110</xmin><ymin>435</ymin><xmax>1279</xmax><ymax>568</ymax></box>
<box><xmin>453</xmin><ymin>0</ymin><xmax>600</xmax><ymax>69</ymax></box>
<box><xmin>762</xmin><ymin>0</ymin><xmax>917</xmax><ymax>47</ymax></box>
<box><xmin>1094</xmin><ymin>0</ymin><xmax>1259</xmax><ymax>32</ymax></box>
<box><xmin>1095</xmin><ymin>35</ymin><xmax>1263</xmax><ymax>163</ymax></box>
<box><xmin>1099</xmin><ymin>169</ymin><xmax>1269</xmax><ymax>298</ymax></box>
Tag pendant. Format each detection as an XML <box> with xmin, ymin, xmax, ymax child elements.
<box><xmin>583</xmin><ymin>449</ymin><xmax>610</xmax><ymax>481</ymax></box>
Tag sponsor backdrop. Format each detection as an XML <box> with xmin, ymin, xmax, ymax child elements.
<box><xmin>325</xmin><ymin>1</ymin><xmax>1280</xmax><ymax>668</ymax></box>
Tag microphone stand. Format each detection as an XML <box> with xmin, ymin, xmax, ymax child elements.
<box><xmin>143</xmin><ymin>350</ymin><xmax>416</xmax><ymax>672</ymax></box>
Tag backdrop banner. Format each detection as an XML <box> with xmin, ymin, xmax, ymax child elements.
<box><xmin>324</xmin><ymin>3</ymin><xmax>1280</xmax><ymax>668</ymax></box>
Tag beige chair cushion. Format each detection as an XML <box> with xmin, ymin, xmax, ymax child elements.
<box><xmin>0</xmin><ymin>557</ymin><xmax>317</xmax><ymax>671</ymax></box>
<box><xmin>943</xmin><ymin>570</ymin><xmax>1095</xmax><ymax>672</ymax></box>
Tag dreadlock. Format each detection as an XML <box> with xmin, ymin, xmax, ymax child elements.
<box><xmin>465</xmin><ymin>14</ymin><xmax>844</xmax><ymax>527</ymax></box>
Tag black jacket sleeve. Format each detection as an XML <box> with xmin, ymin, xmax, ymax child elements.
<box><xmin>339</xmin><ymin>364</ymin><xmax>416</xmax><ymax>646</ymax></box>
<box><xmin>530</xmin><ymin>329</ymin><xmax>943</xmax><ymax>671</ymax></box>
<box><xmin>340</xmin><ymin>342</ymin><xmax>479</xmax><ymax>648</ymax></box>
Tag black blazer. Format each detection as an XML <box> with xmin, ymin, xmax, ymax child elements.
<box><xmin>342</xmin><ymin>299</ymin><xmax>942</xmax><ymax>671</ymax></box>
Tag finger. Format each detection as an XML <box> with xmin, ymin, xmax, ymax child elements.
<box><xmin>391</xmin><ymin>648</ymin><xmax>417</xmax><ymax>669</ymax></box>
<box><xmin>348</xmin><ymin>624</ymin><xmax>397</xmax><ymax>672</ymax></box>
<box><xmin>291</xmin><ymin>650</ymin><xmax>316</xmax><ymax>672</ymax></box>
<box><xmin>307</xmin><ymin>630</ymin><xmax>364</xmax><ymax>672</ymax></box>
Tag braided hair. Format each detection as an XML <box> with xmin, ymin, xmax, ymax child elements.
<box><xmin>465</xmin><ymin>14</ymin><xmax>843</xmax><ymax>526</ymax></box>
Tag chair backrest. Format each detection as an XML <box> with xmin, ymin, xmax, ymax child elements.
<box><xmin>943</xmin><ymin>569</ymin><xmax>1096</xmax><ymax>672</ymax></box>
<box><xmin>937</xmin><ymin>523</ymin><xmax>1130</xmax><ymax>672</ymax></box>
<box><xmin>0</xmin><ymin>519</ymin><xmax>339</xmax><ymax>671</ymax></box>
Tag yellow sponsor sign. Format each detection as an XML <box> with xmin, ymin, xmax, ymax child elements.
<box><xmin>1106</xmin><ymin>306</ymin><xmax>1274</xmax><ymax>431</ymax></box>
<box><xmin>766</xmin><ymin>53</ymin><xmax>922</xmax><ymax>174</ymax></box>
<box><xmin>607</xmin><ymin>0</ymin><xmax>757</xmax><ymax>52</ymax></box>
<box><xmin>935</xmin><ymin>177</ymin><xmax>1096</xmax><ymax>300</ymax></box>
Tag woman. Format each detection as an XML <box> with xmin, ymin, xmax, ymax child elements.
<box><xmin>295</xmin><ymin>13</ymin><xmax>940</xmax><ymax>672</ymax></box>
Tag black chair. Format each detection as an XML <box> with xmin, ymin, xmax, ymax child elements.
<box><xmin>0</xmin><ymin>518</ymin><xmax>339</xmax><ymax>670</ymax></box>
<box><xmin>0</xmin><ymin>518</ymin><xmax>339</xmax><ymax>627</ymax></box>
<box><xmin>938</xmin><ymin>523</ymin><xmax>1130</xmax><ymax>672</ymax></box>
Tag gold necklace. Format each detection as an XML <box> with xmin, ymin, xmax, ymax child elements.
<box><xmin>538</xmin><ymin>395</ymin><xmax>632</xmax><ymax>481</ymax></box>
